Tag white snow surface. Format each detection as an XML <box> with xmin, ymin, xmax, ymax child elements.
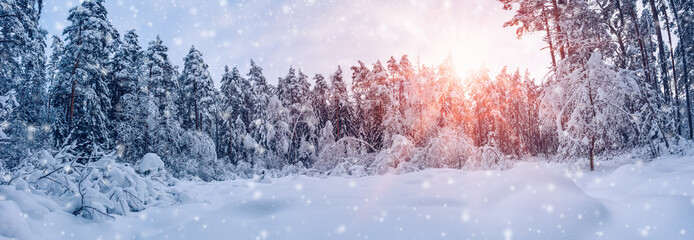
<box><xmin>1</xmin><ymin>155</ymin><xmax>693</xmax><ymax>240</ymax></box>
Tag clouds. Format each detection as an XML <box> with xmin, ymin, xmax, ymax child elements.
<box><xmin>40</xmin><ymin>0</ymin><xmax>549</xmax><ymax>86</ymax></box>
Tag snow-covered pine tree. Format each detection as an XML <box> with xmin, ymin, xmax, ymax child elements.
<box><xmin>350</xmin><ymin>61</ymin><xmax>370</xmax><ymax>142</ymax></box>
<box><xmin>247</xmin><ymin>59</ymin><xmax>271</xmax><ymax>122</ymax></box>
<box><xmin>316</xmin><ymin>120</ymin><xmax>335</xmax><ymax>158</ymax></box>
<box><xmin>219</xmin><ymin>66</ymin><xmax>253</xmax><ymax>164</ymax></box>
<box><xmin>505</xmin><ymin>69</ymin><xmax>529</xmax><ymax>155</ymax></box>
<box><xmin>434</xmin><ymin>56</ymin><xmax>464</xmax><ymax>131</ymax></box>
<box><xmin>212</xmin><ymin>89</ymin><xmax>226</xmax><ymax>159</ymax></box>
<box><xmin>362</xmin><ymin>61</ymin><xmax>389</xmax><ymax>150</ymax></box>
<box><xmin>139</xmin><ymin>36</ymin><xmax>184</xmax><ymax>166</ymax></box>
<box><xmin>382</xmin><ymin>56</ymin><xmax>406</xmax><ymax>147</ymax></box>
<box><xmin>278</xmin><ymin>67</ymin><xmax>316</xmax><ymax>164</ymax></box>
<box><xmin>47</xmin><ymin>35</ymin><xmax>64</xmax><ymax>96</ymax></box>
<box><xmin>0</xmin><ymin>0</ymin><xmax>48</xmax><ymax>166</ymax></box>
<box><xmin>0</xmin><ymin>90</ymin><xmax>18</xmax><ymax>167</ymax></box>
<box><xmin>261</xmin><ymin>95</ymin><xmax>292</xmax><ymax>168</ymax></box>
<box><xmin>179</xmin><ymin>46</ymin><xmax>217</xmax><ymax>136</ymax></box>
<box><xmin>115</xmin><ymin>78</ymin><xmax>154</xmax><ymax>164</ymax></box>
<box><xmin>330</xmin><ymin>66</ymin><xmax>356</xmax><ymax>140</ymax></box>
<box><xmin>109</xmin><ymin>30</ymin><xmax>142</xmax><ymax>158</ymax></box>
<box><xmin>396</xmin><ymin>55</ymin><xmax>421</xmax><ymax>142</ymax></box>
<box><xmin>221</xmin><ymin>66</ymin><xmax>251</xmax><ymax>124</ymax></box>
<box><xmin>108</xmin><ymin>30</ymin><xmax>141</xmax><ymax>124</ymax></box>
<box><xmin>466</xmin><ymin>67</ymin><xmax>494</xmax><ymax>147</ymax></box>
<box><xmin>671</xmin><ymin>0</ymin><xmax>693</xmax><ymax>139</ymax></box>
<box><xmin>51</xmin><ymin>0</ymin><xmax>116</xmax><ymax>157</ymax></box>
<box><xmin>311</xmin><ymin>73</ymin><xmax>331</xmax><ymax>129</ymax></box>
<box><xmin>246</xmin><ymin>59</ymin><xmax>273</xmax><ymax>163</ymax></box>
<box><xmin>542</xmin><ymin>52</ymin><xmax>637</xmax><ymax>171</ymax></box>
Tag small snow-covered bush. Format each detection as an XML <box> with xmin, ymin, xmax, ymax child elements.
<box><xmin>3</xmin><ymin>147</ymin><xmax>180</xmax><ymax>221</ymax></box>
<box><xmin>325</xmin><ymin>161</ymin><xmax>369</xmax><ymax>177</ymax></box>
<box><xmin>371</xmin><ymin>135</ymin><xmax>415</xmax><ymax>174</ymax></box>
<box><xmin>465</xmin><ymin>144</ymin><xmax>512</xmax><ymax>170</ymax></box>
<box><xmin>314</xmin><ymin>137</ymin><xmax>375</xmax><ymax>174</ymax></box>
<box><xmin>174</xmin><ymin>130</ymin><xmax>223</xmax><ymax>181</ymax></box>
<box><xmin>410</xmin><ymin>129</ymin><xmax>475</xmax><ymax>169</ymax></box>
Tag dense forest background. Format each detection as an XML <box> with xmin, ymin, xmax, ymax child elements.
<box><xmin>2</xmin><ymin>0</ymin><xmax>694</xmax><ymax>181</ymax></box>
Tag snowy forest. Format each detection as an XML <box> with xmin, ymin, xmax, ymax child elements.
<box><xmin>1</xmin><ymin>0</ymin><xmax>694</xmax><ymax>239</ymax></box>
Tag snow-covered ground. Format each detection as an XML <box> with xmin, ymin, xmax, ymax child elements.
<box><xmin>2</xmin><ymin>155</ymin><xmax>693</xmax><ymax>240</ymax></box>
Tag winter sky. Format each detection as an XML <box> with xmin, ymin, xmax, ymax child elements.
<box><xmin>40</xmin><ymin>0</ymin><xmax>549</xmax><ymax>86</ymax></box>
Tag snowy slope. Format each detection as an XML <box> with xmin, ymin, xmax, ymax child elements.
<box><xmin>1</xmin><ymin>156</ymin><xmax>693</xmax><ymax>240</ymax></box>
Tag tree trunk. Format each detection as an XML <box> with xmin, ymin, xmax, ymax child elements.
<box><xmin>648</xmin><ymin>0</ymin><xmax>672</xmax><ymax>102</ymax></box>
<box><xmin>551</xmin><ymin>0</ymin><xmax>566</xmax><ymax>60</ymax></box>
<box><xmin>661</xmin><ymin>4</ymin><xmax>681</xmax><ymax>135</ymax></box>
<box><xmin>630</xmin><ymin>6</ymin><xmax>654</xmax><ymax>86</ymax></box>
<box><xmin>193</xmin><ymin>82</ymin><xmax>200</xmax><ymax>131</ymax></box>
<box><xmin>629</xmin><ymin>7</ymin><xmax>672</xmax><ymax>149</ymax></box>
<box><xmin>543</xmin><ymin>6</ymin><xmax>558</xmax><ymax>70</ymax></box>
<box><xmin>336</xmin><ymin>100</ymin><xmax>340</xmax><ymax>140</ymax></box>
<box><xmin>614</xmin><ymin>0</ymin><xmax>629</xmax><ymax>68</ymax></box>
<box><xmin>668</xmin><ymin>0</ymin><xmax>693</xmax><ymax>139</ymax></box>
<box><xmin>228</xmin><ymin>119</ymin><xmax>234</xmax><ymax>164</ymax></box>
<box><xmin>587</xmin><ymin>68</ymin><xmax>597</xmax><ymax>171</ymax></box>
<box><xmin>589</xmin><ymin>137</ymin><xmax>595</xmax><ymax>171</ymax></box>
<box><xmin>67</xmin><ymin>25</ymin><xmax>83</xmax><ymax>130</ymax></box>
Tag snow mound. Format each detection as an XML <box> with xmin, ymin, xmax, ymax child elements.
<box><xmin>2</xmin><ymin>147</ymin><xmax>180</xmax><ymax>224</ymax></box>
<box><xmin>136</xmin><ymin>153</ymin><xmax>166</xmax><ymax>176</ymax></box>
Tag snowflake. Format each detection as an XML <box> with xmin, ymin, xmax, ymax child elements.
<box><xmin>639</xmin><ymin>226</ymin><xmax>650</xmax><ymax>237</ymax></box>
<box><xmin>503</xmin><ymin>228</ymin><xmax>513</xmax><ymax>240</ymax></box>
<box><xmin>461</xmin><ymin>211</ymin><xmax>470</xmax><ymax>222</ymax></box>
<box><xmin>542</xmin><ymin>204</ymin><xmax>554</xmax><ymax>214</ymax></box>
<box><xmin>336</xmin><ymin>225</ymin><xmax>346</xmax><ymax>234</ymax></box>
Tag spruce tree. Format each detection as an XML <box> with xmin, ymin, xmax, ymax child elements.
<box><xmin>311</xmin><ymin>73</ymin><xmax>331</xmax><ymax>129</ymax></box>
<box><xmin>140</xmin><ymin>36</ymin><xmax>183</xmax><ymax>164</ymax></box>
<box><xmin>220</xmin><ymin>66</ymin><xmax>252</xmax><ymax>163</ymax></box>
<box><xmin>0</xmin><ymin>0</ymin><xmax>48</xmax><ymax>166</ymax></box>
<box><xmin>52</xmin><ymin>0</ymin><xmax>117</xmax><ymax>156</ymax></box>
<box><xmin>330</xmin><ymin>66</ymin><xmax>355</xmax><ymax>140</ymax></box>
<box><xmin>179</xmin><ymin>46</ymin><xmax>217</xmax><ymax>137</ymax></box>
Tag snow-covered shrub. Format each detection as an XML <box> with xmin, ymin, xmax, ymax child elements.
<box><xmin>175</xmin><ymin>130</ymin><xmax>222</xmax><ymax>181</ymax></box>
<box><xmin>4</xmin><ymin>148</ymin><xmax>179</xmax><ymax>222</ymax></box>
<box><xmin>465</xmin><ymin>143</ymin><xmax>512</xmax><ymax>171</ymax></box>
<box><xmin>371</xmin><ymin>135</ymin><xmax>415</xmax><ymax>174</ymax></box>
<box><xmin>314</xmin><ymin>137</ymin><xmax>375</xmax><ymax>173</ymax></box>
<box><xmin>410</xmin><ymin>129</ymin><xmax>474</xmax><ymax>169</ymax></box>
<box><xmin>324</xmin><ymin>161</ymin><xmax>369</xmax><ymax>177</ymax></box>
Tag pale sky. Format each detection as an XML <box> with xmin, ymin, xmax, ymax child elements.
<box><xmin>40</xmin><ymin>0</ymin><xmax>550</xmax><ymax>86</ymax></box>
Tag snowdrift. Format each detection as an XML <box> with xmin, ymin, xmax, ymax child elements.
<box><xmin>1</xmin><ymin>154</ymin><xmax>693</xmax><ymax>239</ymax></box>
<box><xmin>1</xmin><ymin>150</ymin><xmax>183</xmax><ymax>225</ymax></box>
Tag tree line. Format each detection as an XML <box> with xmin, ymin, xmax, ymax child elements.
<box><xmin>1</xmin><ymin>0</ymin><xmax>692</xmax><ymax>178</ymax></box>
